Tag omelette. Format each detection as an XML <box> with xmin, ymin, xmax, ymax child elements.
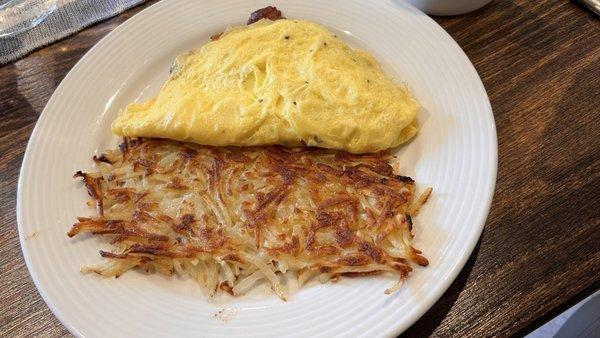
<box><xmin>112</xmin><ymin>19</ymin><xmax>420</xmax><ymax>154</ymax></box>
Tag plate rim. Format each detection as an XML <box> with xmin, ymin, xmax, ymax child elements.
<box><xmin>16</xmin><ymin>0</ymin><xmax>498</xmax><ymax>336</ymax></box>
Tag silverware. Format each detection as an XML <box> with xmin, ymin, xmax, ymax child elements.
<box><xmin>579</xmin><ymin>0</ymin><xmax>600</xmax><ymax>15</ymax></box>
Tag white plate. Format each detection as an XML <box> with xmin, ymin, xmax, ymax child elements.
<box><xmin>17</xmin><ymin>0</ymin><xmax>497</xmax><ymax>336</ymax></box>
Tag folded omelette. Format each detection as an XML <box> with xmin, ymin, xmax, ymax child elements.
<box><xmin>112</xmin><ymin>19</ymin><xmax>419</xmax><ymax>153</ymax></box>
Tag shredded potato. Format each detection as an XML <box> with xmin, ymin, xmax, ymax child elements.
<box><xmin>69</xmin><ymin>138</ymin><xmax>430</xmax><ymax>299</ymax></box>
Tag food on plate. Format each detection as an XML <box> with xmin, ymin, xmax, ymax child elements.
<box><xmin>246</xmin><ymin>5</ymin><xmax>284</xmax><ymax>25</ymax></box>
<box><xmin>111</xmin><ymin>16</ymin><xmax>419</xmax><ymax>154</ymax></box>
<box><xmin>71</xmin><ymin>7</ymin><xmax>431</xmax><ymax>299</ymax></box>
<box><xmin>69</xmin><ymin>138</ymin><xmax>430</xmax><ymax>299</ymax></box>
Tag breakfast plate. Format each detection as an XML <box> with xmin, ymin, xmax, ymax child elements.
<box><xmin>17</xmin><ymin>0</ymin><xmax>497</xmax><ymax>337</ymax></box>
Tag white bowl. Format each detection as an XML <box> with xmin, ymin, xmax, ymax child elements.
<box><xmin>405</xmin><ymin>0</ymin><xmax>494</xmax><ymax>16</ymax></box>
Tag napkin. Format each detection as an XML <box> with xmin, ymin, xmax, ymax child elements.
<box><xmin>0</xmin><ymin>0</ymin><xmax>146</xmax><ymax>65</ymax></box>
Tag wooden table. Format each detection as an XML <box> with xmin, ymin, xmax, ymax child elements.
<box><xmin>1</xmin><ymin>1</ymin><xmax>598</xmax><ymax>336</ymax></box>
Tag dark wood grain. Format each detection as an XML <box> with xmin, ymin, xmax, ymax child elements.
<box><xmin>0</xmin><ymin>1</ymin><xmax>598</xmax><ymax>337</ymax></box>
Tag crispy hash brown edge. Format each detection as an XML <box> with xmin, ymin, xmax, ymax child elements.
<box><xmin>68</xmin><ymin>138</ymin><xmax>431</xmax><ymax>300</ymax></box>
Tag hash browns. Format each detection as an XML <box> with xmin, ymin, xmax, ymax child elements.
<box><xmin>69</xmin><ymin>138</ymin><xmax>430</xmax><ymax>299</ymax></box>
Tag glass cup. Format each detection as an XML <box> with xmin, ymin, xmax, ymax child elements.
<box><xmin>0</xmin><ymin>0</ymin><xmax>58</xmax><ymax>38</ymax></box>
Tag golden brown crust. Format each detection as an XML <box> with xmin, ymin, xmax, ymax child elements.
<box><xmin>70</xmin><ymin>138</ymin><xmax>429</xmax><ymax>298</ymax></box>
